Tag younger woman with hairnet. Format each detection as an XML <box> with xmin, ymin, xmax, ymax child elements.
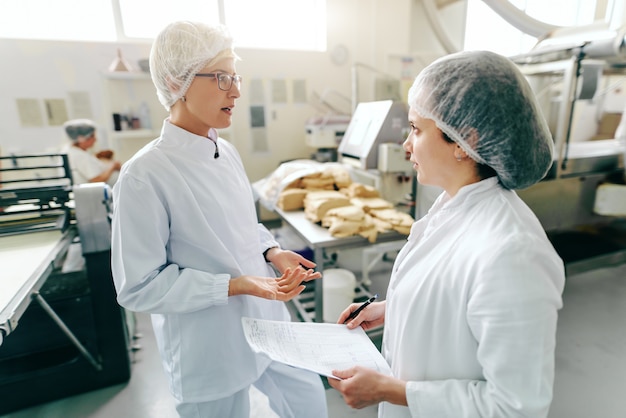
<box><xmin>110</xmin><ymin>21</ymin><xmax>328</xmax><ymax>418</ymax></box>
<box><xmin>329</xmin><ymin>50</ymin><xmax>565</xmax><ymax>418</ymax></box>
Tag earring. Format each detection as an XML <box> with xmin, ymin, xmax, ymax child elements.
<box><xmin>456</xmin><ymin>155</ymin><xmax>462</xmax><ymax>162</ymax></box>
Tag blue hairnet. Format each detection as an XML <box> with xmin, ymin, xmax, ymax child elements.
<box><xmin>408</xmin><ymin>50</ymin><xmax>554</xmax><ymax>190</ymax></box>
<box><xmin>64</xmin><ymin>119</ymin><xmax>96</xmax><ymax>142</ymax></box>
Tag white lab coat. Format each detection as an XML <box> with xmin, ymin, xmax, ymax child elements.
<box><xmin>380</xmin><ymin>178</ymin><xmax>565</xmax><ymax>418</ymax></box>
<box><xmin>111</xmin><ymin>121</ymin><xmax>289</xmax><ymax>403</ymax></box>
<box><xmin>62</xmin><ymin>143</ymin><xmax>110</xmax><ymax>185</ymax></box>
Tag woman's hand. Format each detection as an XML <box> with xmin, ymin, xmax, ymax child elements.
<box><xmin>337</xmin><ymin>301</ymin><xmax>386</xmax><ymax>331</ymax></box>
<box><xmin>265</xmin><ymin>248</ymin><xmax>321</xmax><ymax>282</ymax></box>
<box><xmin>228</xmin><ymin>268</ymin><xmax>308</xmax><ymax>301</ymax></box>
<box><xmin>328</xmin><ymin>366</ymin><xmax>407</xmax><ymax>409</ymax></box>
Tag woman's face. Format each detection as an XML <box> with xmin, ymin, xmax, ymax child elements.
<box><xmin>76</xmin><ymin>133</ymin><xmax>96</xmax><ymax>150</ymax></box>
<box><xmin>403</xmin><ymin>107</ymin><xmax>460</xmax><ymax>192</ymax></box>
<box><xmin>172</xmin><ymin>57</ymin><xmax>241</xmax><ymax>136</ymax></box>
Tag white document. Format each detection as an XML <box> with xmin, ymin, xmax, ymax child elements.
<box><xmin>242</xmin><ymin>317</ymin><xmax>391</xmax><ymax>379</ymax></box>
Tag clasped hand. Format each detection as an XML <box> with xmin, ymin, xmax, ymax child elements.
<box><xmin>229</xmin><ymin>249</ymin><xmax>321</xmax><ymax>301</ymax></box>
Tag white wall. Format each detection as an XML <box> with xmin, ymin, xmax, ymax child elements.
<box><xmin>0</xmin><ymin>0</ymin><xmax>465</xmax><ymax>184</ymax></box>
<box><xmin>0</xmin><ymin>40</ymin><xmax>151</xmax><ymax>153</ymax></box>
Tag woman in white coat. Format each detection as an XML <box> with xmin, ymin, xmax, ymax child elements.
<box><xmin>110</xmin><ymin>21</ymin><xmax>327</xmax><ymax>418</ymax></box>
<box><xmin>328</xmin><ymin>50</ymin><xmax>565</xmax><ymax>418</ymax></box>
<box><xmin>61</xmin><ymin>119</ymin><xmax>121</xmax><ymax>186</ymax></box>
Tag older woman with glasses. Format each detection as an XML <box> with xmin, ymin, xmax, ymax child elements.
<box><xmin>110</xmin><ymin>21</ymin><xmax>327</xmax><ymax>418</ymax></box>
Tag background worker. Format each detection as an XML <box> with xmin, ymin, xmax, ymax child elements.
<box><xmin>61</xmin><ymin>118</ymin><xmax>121</xmax><ymax>186</ymax></box>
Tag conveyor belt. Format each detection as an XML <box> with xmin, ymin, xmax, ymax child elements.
<box><xmin>0</xmin><ymin>228</ymin><xmax>75</xmax><ymax>342</ymax></box>
<box><xmin>0</xmin><ymin>155</ymin><xmax>131</xmax><ymax>413</ymax></box>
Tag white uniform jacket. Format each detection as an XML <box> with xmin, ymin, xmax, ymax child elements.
<box><xmin>111</xmin><ymin>120</ymin><xmax>287</xmax><ymax>402</ymax></box>
<box><xmin>62</xmin><ymin>143</ymin><xmax>107</xmax><ymax>185</ymax></box>
<box><xmin>381</xmin><ymin>178</ymin><xmax>565</xmax><ymax>418</ymax></box>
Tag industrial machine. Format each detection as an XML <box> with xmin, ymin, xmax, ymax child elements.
<box><xmin>337</xmin><ymin>100</ymin><xmax>414</xmax><ymax>206</ymax></box>
<box><xmin>510</xmin><ymin>25</ymin><xmax>626</xmax><ymax>274</ymax></box>
<box><xmin>305</xmin><ymin>88</ymin><xmax>353</xmax><ymax>163</ymax></box>
<box><xmin>305</xmin><ymin>114</ymin><xmax>351</xmax><ymax>162</ymax></box>
<box><xmin>0</xmin><ymin>154</ymin><xmax>130</xmax><ymax>414</ymax></box>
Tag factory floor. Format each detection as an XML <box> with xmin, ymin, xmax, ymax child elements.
<box><xmin>1</xmin><ymin>264</ymin><xmax>625</xmax><ymax>418</ymax></box>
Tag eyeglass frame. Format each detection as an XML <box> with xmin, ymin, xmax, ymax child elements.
<box><xmin>195</xmin><ymin>72</ymin><xmax>242</xmax><ymax>91</ymax></box>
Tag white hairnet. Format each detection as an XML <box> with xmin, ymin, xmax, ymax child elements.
<box><xmin>64</xmin><ymin>119</ymin><xmax>96</xmax><ymax>142</ymax></box>
<box><xmin>149</xmin><ymin>21</ymin><xmax>238</xmax><ymax>111</ymax></box>
<box><xmin>408</xmin><ymin>50</ymin><xmax>554</xmax><ymax>190</ymax></box>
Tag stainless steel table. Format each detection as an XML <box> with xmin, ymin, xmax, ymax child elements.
<box><xmin>275</xmin><ymin>208</ymin><xmax>406</xmax><ymax>323</ymax></box>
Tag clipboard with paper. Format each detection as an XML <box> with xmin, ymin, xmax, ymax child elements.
<box><xmin>242</xmin><ymin>317</ymin><xmax>391</xmax><ymax>379</ymax></box>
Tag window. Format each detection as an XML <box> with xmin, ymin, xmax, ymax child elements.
<box><xmin>223</xmin><ymin>0</ymin><xmax>326</xmax><ymax>51</ymax></box>
<box><xmin>464</xmin><ymin>0</ymin><xmax>599</xmax><ymax>56</ymax></box>
<box><xmin>0</xmin><ymin>0</ymin><xmax>327</xmax><ymax>52</ymax></box>
<box><xmin>119</xmin><ymin>0</ymin><xmax>220</xmax><ymax>39</ymax></box>
<box><xmin>0</xmin><ymin>0</ymin><xmax>116</xmax><ymax>42</ymax></box>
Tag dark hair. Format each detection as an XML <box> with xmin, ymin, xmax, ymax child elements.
<box><xmin>441</xmin><ymin>131</ymin><xmax>497</xmax><ymax>180</ymax></box>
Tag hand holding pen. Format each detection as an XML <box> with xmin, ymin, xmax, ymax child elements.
<box><xmin>343</xmin><ymin>294</ymin><xmax>378</xmax><ymax>324</ymax></box>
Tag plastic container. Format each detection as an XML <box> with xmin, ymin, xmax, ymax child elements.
<box><xmin>616</xmin><ymin>106</ymin><xmax>626</xmax><ymax>182</ymax></box>
<box><xmin>322</xmin><ymin>268</ymin><xmax>356</xmax><ymax>323</ymax></box>
<box><xmin>615</xmin><ymin>104</ymin><xmax>626</xmax><ymax>141</ymax></box>
<box><xmin>137</xmin><ymin>101</ymin><xmax>152</xmax><ymax>130</ymax></box>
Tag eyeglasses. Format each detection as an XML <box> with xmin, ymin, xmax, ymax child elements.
<box><xmin>195</xmin><ymin>72</ymin><xmax>242</xmax><ymax>91</ymax></box>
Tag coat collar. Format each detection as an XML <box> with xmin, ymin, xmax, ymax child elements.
<box><xmin>160</xmin><ymin>119</ymin><xmax>219</xmax><ymax>154</ymax></box>
<box><xmin>431</xmin><ymin>177</ymin><xmax>500</xmax><ymax>214</ymax></box>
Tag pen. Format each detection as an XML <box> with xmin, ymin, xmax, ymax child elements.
<box><xmin>343</xmin><ymin>294</ymin><xmax>378</xmax><ymax>324</ymax></box>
